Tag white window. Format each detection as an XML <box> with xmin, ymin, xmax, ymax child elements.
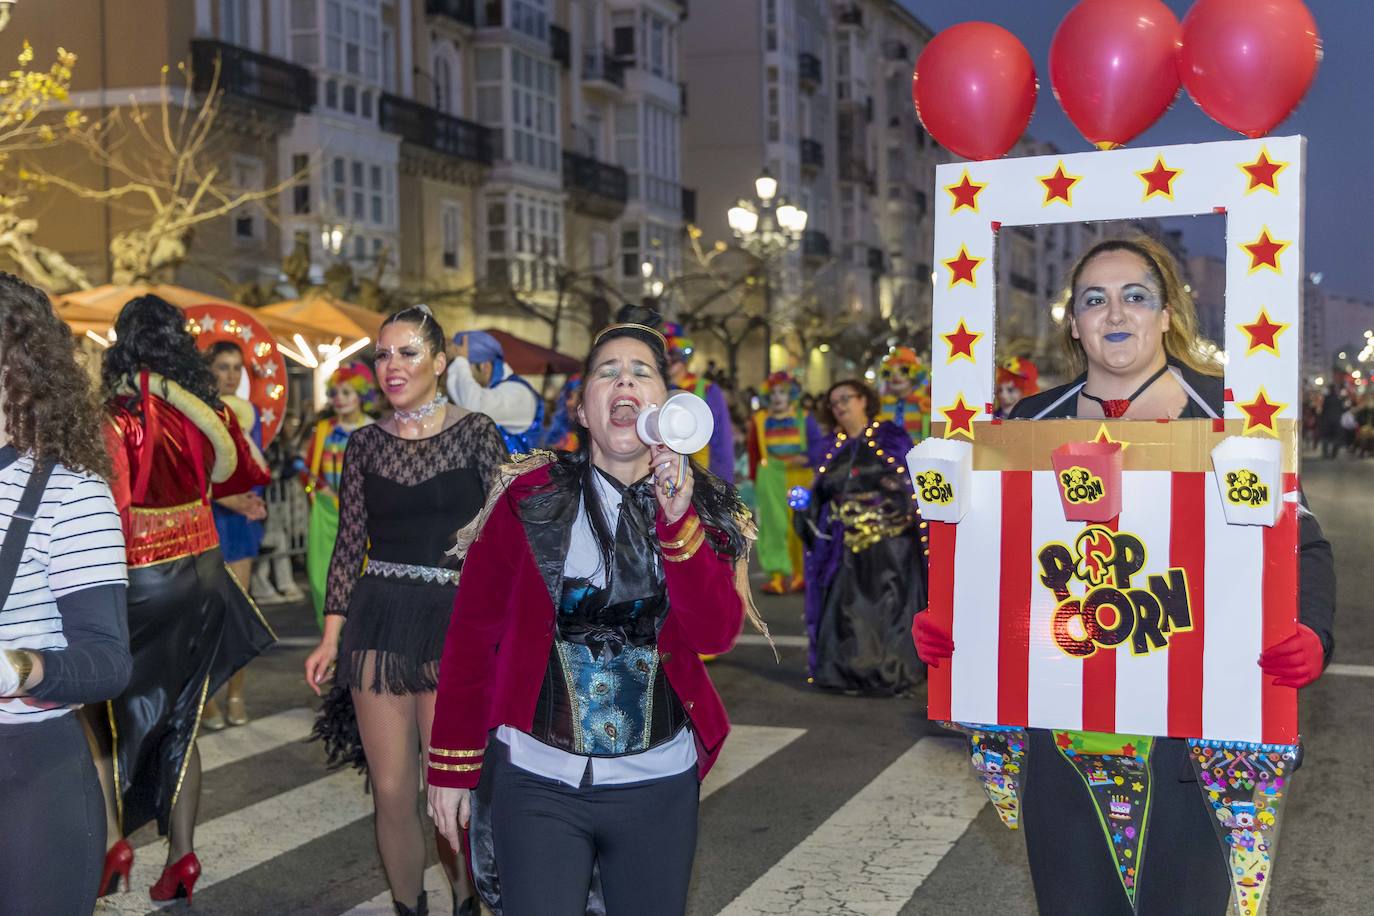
<box><xmin>512</xmin><ymin>0</ymin><xmax>549</xmax><ymax>40</ymax></box>
<box><xmin>382</xmin><ymin>26</ymin><xmax>395</xmax><ymax>92</ymax></box>
<box><xmin>325</xmin><ymin>155</ymin><xmax>395</xmax><ymax>231</ymax></box>
<box><xmin>231</xmin><ymin>155</ymin><xmax>265</xmax><ymax>243</ymax></box>
<box><xmin>477</xmin><ymin>49</ymin><xmax>557</xmax><ymax>171</ymax></box>
<box><xmin>590</xmin><ymin>230</ymin><xmax>608</xmax><ymax>273</ymax></box>
<box><xmin>221</xmin><ymin>0</ymin><xmax>252</xmax><ymax>47</ymax></box>
<box><xmin>441</xmin><ymin>201</ymin><xmax>462</xmax><ymax>271</ymax></box>
<box><xmin>289</xmin><ymin>0</ymin><xmax>318</xmax><ymax>64</ymax></box>
<box><xmin>641</xmin><ymin>103</ymin><xmax>680</xmax><ymax>210</ymax></box>
<box><xmin>648</xmin><ymin>15</ymin><xmax>666</xmax><ymax>78</ymax></box>
<box><xmin>485</xmin><ymin>190</ymin><xmax>562</xmax><ymax>291</ymax></box>
<box><xmin>433</xmin><ymin>54</ymin><xmax>453</xmax><ymax>113</ymax></box>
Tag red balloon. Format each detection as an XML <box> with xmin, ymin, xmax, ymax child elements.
<box><xmin>1050</xmin><ymin>0</ymin><xmax>1182</xmax><ymax>150</ymax></box>
<box><xmin>1180</xmin><ymin>0</ymin><xmax>1321</xmax><ymax>139</ymax></box>
<box><xmin>912</xmin><ymin>22</ymin><xmax>1037</xmax><ymax>161</ymax></box>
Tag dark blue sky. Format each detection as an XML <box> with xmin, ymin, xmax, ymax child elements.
<box><xmin>904</xmin><ymin>0</ymin><xmax>1374</xmax><ymax>299</ymax></box>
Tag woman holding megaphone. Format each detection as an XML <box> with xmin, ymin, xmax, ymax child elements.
<box><xmin>426</xmin><ymin>311</ymin><xmax>766</xmax><ymax>915</ymax></box>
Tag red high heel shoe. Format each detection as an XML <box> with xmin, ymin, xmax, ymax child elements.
<box><xmin>100</xmin><ymin>838</ymin><xmax>134</xmax><ymax>896</ymax></box>
<box><xmin>149</xmin><ymin>852</ymin><xmax>201</xmax><ymax>904</ymax></box>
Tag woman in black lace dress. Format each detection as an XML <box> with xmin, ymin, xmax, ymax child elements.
<box><xmin>305</xmin><ymin>306</ymin><xmax>506</xmax><ymax>916</ymax></box>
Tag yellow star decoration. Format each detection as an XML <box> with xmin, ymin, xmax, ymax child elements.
<box><xmin>940</xmin><ymin>395</ymin><xmax>979</xmax><ymax>441</ymax></box>
<box><xmin>1094</xmin><ymin>423</ymin><xmax>1130</xmax><ymax>452</ymax></box>
<box><xmin>1237</xmin><ymin>388</ymin><xmax>1287</xmax><ymax>437</ymax></box>
<box><xmin>1239</xmin><ymin>306</ymin><xmax>1290</xmax><ymax>357</ymax></box>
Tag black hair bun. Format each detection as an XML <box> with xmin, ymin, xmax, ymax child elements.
<box><xmin>613</xmin><ymin>304</ymin><xmax>662</xmax><ymax>329</ymax></box>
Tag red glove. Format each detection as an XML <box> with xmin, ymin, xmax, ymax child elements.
<box><xmin>1258</xmin><ymin>624</ymin><xmax>1325</xmax><ymax>689</ymax></box>
<box><xmin>912</xmin><ymin>609</ymin><xmax>954</xmax><ymax>668</ymax></box>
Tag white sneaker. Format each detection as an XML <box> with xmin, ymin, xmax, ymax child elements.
<box><xmin>250</xmin><ymin>574</ymin><xmax>288</xmax><ymax>605</ymax></box>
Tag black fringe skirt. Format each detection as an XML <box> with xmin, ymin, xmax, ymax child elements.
<box><xmin>313</xmin><ymin>575</ymin><xmax>456</xmax><ymax>775</ymax></box>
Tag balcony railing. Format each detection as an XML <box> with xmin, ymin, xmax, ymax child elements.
<box><xmin>426</xmin><ymin>0</ymin><xmax>476</xmax><ymax>26</ymax></box>
<box><xmin>682</xmin><ymin>187</ymin><xmax>697</xmax><ymax>223</ymax></box>
<box><xmin>550</xmin><ymin>24</ymin><xmax>571</xmax><ymax>68</ymax></box>
<box><xmin>190</xmin><ymin>39</ymin><xmax>315</xmax><ymax>112</ymax></box>
<box><xmin>798</xmin><ymin>52</ymin><xmax>821</xmax><ymax>88</ymax></box>
<box><xmin>380</xmin><ymin>93</ymin><xmax>493</xmax><ymax>165</ymax></box>
<box><xmin>563</xmin><ymin>151</ymin><xmax>629</xmax><ymax>203</ymax></box>
<box><xmin>800</xmin><ymin>137</ymin><xmax>824</xmax><ymax>169</ymax></box>
<box><xmin>583</xmin><ymin>47</ymin><xmax>625</xmax><ymax>88</ymax></box>
<box><xmin>802</xmin><ymin>229</ymin><xmax>831</xmax><ymax>260</ymax></box>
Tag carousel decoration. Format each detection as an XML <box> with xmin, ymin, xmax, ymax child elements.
<box><xmin>184</xmin><ymin>303</ymin><xmax>289</xmax><ymax>446</ymax></box>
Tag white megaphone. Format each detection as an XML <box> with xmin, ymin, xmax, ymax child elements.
<box><xmin>636</xmin><ymin>390</ymin><xmax>714</xmax><ymax>455</ymax></box>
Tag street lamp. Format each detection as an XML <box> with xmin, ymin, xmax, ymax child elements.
<box><xmin>727</xmin><ymin>168</ymin><xmax>808</xmax><ymax>373</ymax></box>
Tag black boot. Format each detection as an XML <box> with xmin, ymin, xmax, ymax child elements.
<box><xmin>456</xmin><ymin>892</ymin><xmax>480</xmax><ymax>916</ymax></box>
<box><xmin>394</xmin><ymin>890</ymin><xmax>428</xmax><ymax>916</ymax></box>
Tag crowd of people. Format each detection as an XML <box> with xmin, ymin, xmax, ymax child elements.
<box><xmin>0</xmin><ymin>230</ymin><xmax>1338</xmax><ymax>916</ymax></box>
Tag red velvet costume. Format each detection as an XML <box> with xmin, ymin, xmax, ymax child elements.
<box><xmin>100</xmin><ymin>370</ymin><xmax>275</xmax><ymax>838</ymax></box>
<box><xmin>427</xmin><ymin>464</ymin><xmax>746</xmax><ymax>790</ymax></box>
<box><xmin>106</xmin><ymin>371</ymin><xmax>271</xmax><ymax>566</ymax></box>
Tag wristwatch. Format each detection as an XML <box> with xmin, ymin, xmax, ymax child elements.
<box><xmin>3</xmin><ymin>649</ymin><xmax>33</xmax><ymax>690</ymax></box>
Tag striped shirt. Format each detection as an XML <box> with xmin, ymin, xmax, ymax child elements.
<box><xmin>0</xmin><ymin>452</ymin><xmax>127</xmax><ymax>724</ymax></box>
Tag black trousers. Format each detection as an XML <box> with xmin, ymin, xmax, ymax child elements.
<box><xmin>487</xmin><ymin>744</ymin><xmax>700</xmax><ymax>916</ymax></box>
<box><xmin>1023</xmin><ymin>730</ymin><xmax>1231</xmax><ymax>916</ymax></box>
<box><xmin>0</xmin><ymin>713</ymin><xmax>106</xmax><ymax>915</ymax></box>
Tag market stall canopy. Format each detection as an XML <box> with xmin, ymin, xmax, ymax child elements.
<box><xmin>483</xmin><ymin>328</ymin><xmax>581</xmax><ymax>375</ymax></box>
<box><xmin>260</xmin><ymin>293</ymin><xmax>385</xmax><ymax>343</ymax></box>
<box><xmin>55</xmin><ymin>283</ymin><xmax>324</xmax><ymax>344</ymax></box>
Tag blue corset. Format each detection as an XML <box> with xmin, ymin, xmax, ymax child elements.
<box><xmin>530</xmin><ymin>578</ymin><xmax>686</xmax><ymax>756</ymax></box>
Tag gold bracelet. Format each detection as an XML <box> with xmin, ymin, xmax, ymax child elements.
<box><xmin>663</xmin><ymin>527</ymin><xmax>706</xmax><ymax>562</ymax></box>
<box><xmin>4</xmin><ymin>649</ymin><xmax>34</xmax><ymax>689</ymax></box>
<box><xmin>659</xmin><ymin>515</ymin><xmax>701</xmax><ymax>550</ymax></box>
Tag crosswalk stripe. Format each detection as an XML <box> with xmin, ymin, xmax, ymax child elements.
<box><xmin>340</xmin><ymin>724</ymin><xmax>806</xmax><ymax>915</ymax></box>
<box><xmin>734</xmin><ymin>633</ymin><xmax>807</xmax><ymax>649</ymax></box>
<box><xmin>99</xmin><ymin>770</ymin><xmax>373</xmax><ymax>914</ymax></box>
<box><xmin>717</xmin><ymin>737</ymin><xmax>986</xmax><ymax>916</ymax></box>
<box><xmin>197</xmin><ymin>707</ymin><xmax>316</xmax><ymax>772</ymax></box>
<box><xmin>1327</xmin><ymin>663</ymin><xmax>1374</xmax><ymax>678</ymax></box>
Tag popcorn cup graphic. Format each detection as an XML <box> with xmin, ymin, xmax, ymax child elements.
<box><xmin>906</xmin><ymin>438</ymin><xmax>973</xmax><ymax>523</ymax></box>
<box><xmin>1050</xmin><ymin>441</ymin><xmax>1123</xmax><ymax>523</ymax></box>
<box><xmin>1211</xmin><ymin>437</ymin><xmax>1282</xmax><ymax>527</ymax></box>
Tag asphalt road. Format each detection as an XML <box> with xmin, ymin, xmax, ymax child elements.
<box><xmin>96</xmin><ymin>453</ymin><xmax>1371</xmax><ymax>915</ymax></box>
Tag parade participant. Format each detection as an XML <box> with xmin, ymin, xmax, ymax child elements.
<box><xmin>799</xmin><ymin>379</ymin><xmax>926</xmax><ymax>696</ymax></box>
<box><xmin>426</xmin><ymin>315</ymin><xmax>764</xmax><ymax>916</ymax></box>
<box><xmin>305</xmin><ymin>305</ymin><xmax>507</xmax><ymax>916</ymax></box>
<box><xmin>993</xmin><ymin>355</ymin><xmax>1040</xmax><ymax>418</ymax></box>
<box><xmin>877</xmin><ymin>347</ymin><xmax>932</xmax><ymax>442</ymax></box>
<box><xmin>0</xmin><ymin>274</ymin><xmax>131</xmax><ymax>915</ymax></box>
<box><xmin>537</xmin><ymin>374</ymin><xmax>582</xmax><ymax>452</ymax></box>
<box><xmin>913</xmin><ymin>236</ymin><xmax>1337</xmax><ymax>916</ymax></box>
<box><xmin>203</xmin><ymin>340</ymin><xmax>269</xmax><ymax>729</ymax></box>
<box><xmin>748</xmin><ymin>371</ymin><xmax>816</xmax><ymax>594</ymax></box>
<box><xmin>301</xmin><ymin>362</ymin><xmax>379</xmax><ymax>627</ymax></box>
<box><xmin>445</xmin><ymin>329</ymin><xmax>543</xmax><ymax>453</ymax></box>
<box><xmin>663</xmin><ymin>321</ymin><xmax>735</xmax><ymax>481</ymax></box>
<box><xmin>95</xmin><ymin>294</ymin><xmax>275</xmax><ymax>903</ymax></box>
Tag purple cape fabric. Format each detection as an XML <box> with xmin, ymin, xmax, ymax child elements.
<box><xmin>802</xmin><ymin>420</ymin><xmax>915</xmax><ymax>673</ymax></box>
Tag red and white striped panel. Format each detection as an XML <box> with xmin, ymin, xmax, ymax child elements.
<box><xmin>927</xmin><ymin>471</ymin><xmax>1299</xmax><ymax>744</ymax></box>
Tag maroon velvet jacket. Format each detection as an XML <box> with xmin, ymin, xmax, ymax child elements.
<box><xmin>427</xmin><ymin>464</ymin><xmax>746</xmax><ymax>789</ymax></box>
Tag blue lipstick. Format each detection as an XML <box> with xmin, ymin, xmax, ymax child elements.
<box><xmin>1105</xmin><ymin>332</ymin><xmax>1132</xmax><ymax>343</ymax></box>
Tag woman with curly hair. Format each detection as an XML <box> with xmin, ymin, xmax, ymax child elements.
<box><xmin>300</xmin><ymin>361</ymin><xmax>379</xmax><ymax>627</ymax></box>
<box><xmin>0</xmin><ymin>273</ymin><xmax>131</xmax><ymax>914</ymax></box>
<box><xmin>89</xmin><ymin>294</ymin><xmax>274</xmax><ymax>904</ymax></box>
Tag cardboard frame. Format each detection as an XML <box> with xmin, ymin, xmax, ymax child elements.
<box><xmin>922</xmin><ymin>137</ymin><xmax>1306</xmax><ymax>744</ymax></box>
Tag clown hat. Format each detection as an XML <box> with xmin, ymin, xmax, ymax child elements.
<box><xmin>996</xmin><ymin>356</ymin><xmax>1040</xmax><ymax>395</ymax></box>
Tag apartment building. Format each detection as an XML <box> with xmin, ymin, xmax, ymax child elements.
<box><xmin>5</xmin><ymin>0</ymin><xmax>691</xmax><ymax>356</ymax></box>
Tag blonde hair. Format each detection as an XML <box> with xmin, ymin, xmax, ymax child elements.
<box><xmin>1058</xmin><ymin>234</ymin><xmax>1221</xmax><ymax>378</ymax></box>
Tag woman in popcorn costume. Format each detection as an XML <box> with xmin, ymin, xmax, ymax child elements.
<box><xmin>748</xmin><ymin>371</ymin><xmax>819</xmax><ymax>594</ymax></box>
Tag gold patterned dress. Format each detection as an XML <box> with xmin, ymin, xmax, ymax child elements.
<box><xmin>802</xmin><ymin>419</ymin><xmax>927</xmax><ymax>695</ymax></box>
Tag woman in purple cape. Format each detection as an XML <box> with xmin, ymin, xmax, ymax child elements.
<box><xmin>799</xmin><ymin>379</ymin><xmax>927</xmax><ymax>695</ymax></box>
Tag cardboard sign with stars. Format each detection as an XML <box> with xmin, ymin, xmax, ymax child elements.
<box><xmin>923</xmin><ymin>137</ymin><xmax>1304</xmax><ymax>745</ymax></box>
<box><xmin>185</xmin><ymin>304</ymin><xmax>290</xmax><ymax>447</ymax></box>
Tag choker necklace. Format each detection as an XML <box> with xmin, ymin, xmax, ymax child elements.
<box><xmin>1080</xmin><ymin>364</ymin><xmax>1170</xmax><ymax>419</ymax></box>
<box><xmin>393</xmin><ymin>393</ymin><xmax>448</xmax><ymax>424</ymax></box>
